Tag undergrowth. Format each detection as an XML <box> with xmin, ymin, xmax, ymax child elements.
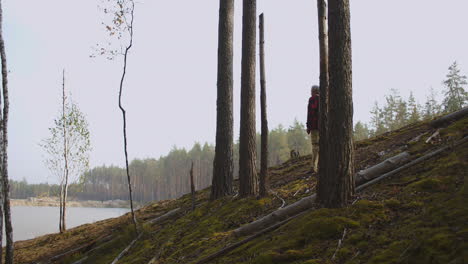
<box><xmin>12</xmin><ymin>117</ymin><xmax>467</xmax><ymax>264</ymax></box>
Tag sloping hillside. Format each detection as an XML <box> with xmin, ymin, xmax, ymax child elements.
<box><xmin>13</xmin><ymin>115</ymin><xmax>467</xmax><ymax>264</ymax></box>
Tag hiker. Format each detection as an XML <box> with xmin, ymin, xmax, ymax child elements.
<box><xmin>306</xmin><ymin>85</ymin><xmax>319</xmax><ymax>173</ymax></box>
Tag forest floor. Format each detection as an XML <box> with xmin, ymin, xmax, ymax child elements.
<box><xmin>10</xmin><ymin>115</ymin><xmax>468</xmax><ymax>264</ymax></box>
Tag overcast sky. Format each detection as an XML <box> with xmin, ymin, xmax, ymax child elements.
<box><xmin>5</xmin><ymin>0</ymin><xmax>468</xmax><ymax>183</ymax></box>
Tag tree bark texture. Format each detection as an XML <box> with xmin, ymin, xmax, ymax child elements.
<box><xmin>259</xmin><ymin>13</ymin><xmax>269</xmax><ymax>197</ymax></box>
<box><xmin>211</xmin><ymin>0</ymin><xmax>234</xmax><ymax>200</ymax></box>
<box><xmin>316</xmin><ymin>0</ymin><xmax>330</xmax><ymax>203</ymax></box>
<box><xmin>0</xmin><ymin>0</ymin><xmax>14</xmax><ymax>262</ymax></box>
<box><xmin>239</xmin><ymin>0</ymin><xmax>258</xmax><ymax>197</ymax></box>
<box><xmin>317</xmin><ymin>0</ymin><xmax>355</xmax><ymax>208</ymax></box>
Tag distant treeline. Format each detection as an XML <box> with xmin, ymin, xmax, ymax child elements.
<box><xmin>11</xmin><ymin>62</ymin><xmax>467</xmax><ymax>203</ymax></box>
<box><xmin>355</xmin><ymin>62</ymin><xmax>467</xmax><ymax>140</ymax></box>
<box><xmin>11</xmin><ymin>121</ymin><xmax>312</xmax><ymax>203</ymax></box>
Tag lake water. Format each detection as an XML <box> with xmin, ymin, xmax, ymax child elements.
<box><xmin>3</xmin><ymin>206</ymin><xmax>129</xmax><ymax>245</ymax></box>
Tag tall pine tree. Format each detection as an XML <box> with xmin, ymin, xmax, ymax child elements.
<box><xmin>317</xmin><ymin>0</ymin><xmax>355</xmax><ymax>208</ymax></box>
<box><xmin>239</xmin><ymin>0</ymin><xmax>258</xmax><ymax>197</ymax></box>
<box><xmin>442</xmin><ymin>61</ymin><xmax>467</xmax><ymax>113</ymax></box>
<box><xmin>211</xmin><ymin>0</ymin><xmax>234</xmax><ymax>200</ymax></box>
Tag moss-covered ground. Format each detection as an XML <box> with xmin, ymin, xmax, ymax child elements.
<box><xmin>12</xmin><ymin>116</ymin><xmax>467</xmax><ymax>264</ymax></box>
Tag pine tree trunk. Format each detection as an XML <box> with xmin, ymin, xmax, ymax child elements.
<box><xmin>259</xmin><ymin>13</ymin><xmax>269</xmax><ymax>197</ymax></box>
<box><xmin>239</xmin><ymin>0</ymin><xmax>258</xmax><ymax>197</ymax></box>
<box><xmin>0</xmin><ymin>1</ymin><xmax>13</xmax><ymax>261</ymax></box>
<box><xmin>316</xmin><ymin>0</ymin><xmax>330</xmax><ymax>203</ymax></box>
<box><xmin>190</xmin><ymin>161</ymin><xmax>195</xmax><ymax>211</ymax></box>
<box><xmin>211</xmin><ymin>0</ymin><xmax>234</xmax><ymax>200</ymax></box>
<box><xmin>317</xmin><ymin>0</ymin><xmax>355</xmax><ymax>208</ymax></box>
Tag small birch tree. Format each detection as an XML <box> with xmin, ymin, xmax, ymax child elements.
<box><xmin>41</xmin><ymin>71</ymin><xmax>91</xmax><ymax>233</ymax></box>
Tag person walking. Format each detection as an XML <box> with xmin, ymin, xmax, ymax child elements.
<box><xmin>307</xmin><ymin>85</ymin><xmax>320</xmax><ymax>173</ymax></box>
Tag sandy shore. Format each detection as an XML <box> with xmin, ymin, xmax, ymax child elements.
<box><xmin>11</xmin><ymin>198</ymin><xmax>131</xmax><ymax>208</ymax></box>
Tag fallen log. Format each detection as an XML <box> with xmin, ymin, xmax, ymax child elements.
<box><xmin>45</xmin><ymin>243</ymin><xmax>91</xmax><ymax>263</ymax></box>
<box><xmin>356</xmin><ymin>152</ymin><xmax>410</xmax><ymax>185</ymax></box>
<box><xmin>235</xmin><ymin>135</ymin><xmax>468</xmax><ymax>237</ymax></box>
<box><xmin>356</xmin><ymin>135</ymin><xmax>467</xmax><ymax>192</ymax></box>
<box><xmin>233</xmin><ymin>194</ymin><xmax>316</xmax><ymax>236</ymax></box>
<box><xmin>234</xmin><ymin>152</ymin><xmax>410</xmax><ymax>236</ymax></box>
<box><xmin>191</xmin><ymin>136</ymin><xmax>468</xmax><ymax>264</ymax></box>
<box><xmin>147</xmin><ymin>208</ymin><xmax>181</xmax><ymax>224</ymax></box>
<box><xmin>70</xmin><ymin>235</ymin><xmax>115</xmax><ymax>264</ymax></box>
<box><xmin>38</xmin><ymin>234</ymin><xmax>113</xmax><ymax>264</ymax></box>
<box><xmin>430</xmin><ymin>107</ymin><xmax>468</xmax><ymax>128</ymax></box>
<box><xmin>110</xmin><ymin>233</ymin><xmax>143</xmax><ymax>264</ymax></box>
<box><xmin>193</xmin><ymin>210</ymin><xmax>311</xmax><ymax>264</ymax></box>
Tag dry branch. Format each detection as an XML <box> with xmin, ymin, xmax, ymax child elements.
<box><xmin>194</xmin><ymin>210</ymin><xmax>310</xmax><ymax>264</ymax></box>
<box><xmin>269</xmin><ymin>189</ymin><xmax>286</xmax><ymax>209</ymax></box>
<box><xmin>331</xmin><ymin>228</ymin><xmax>347</xmax><ymax>260</ymax></box>
<box><xmin>425</xmin><ymin>129</ymin><xmax>440</xmax><ymax>144</ymax></box>
<box><xmin>39</xmin><ymin>235</ymin><xmax>114</xmax><ymax>264</ymax></box>
<box><xmin>71</xmin><ymin>256</ymin><xmax>88</xmax><ymax>264</ymax></box>
<box><xmin>110</xmin><ymin>233</ymin><xmax>143</xmax><ymax>264</ymax></box>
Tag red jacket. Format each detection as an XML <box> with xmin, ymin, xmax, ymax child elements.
<box><xmin>307</xmin><ymin>95</ymin><xmax>319</xmax><ymax>130</ymax></box>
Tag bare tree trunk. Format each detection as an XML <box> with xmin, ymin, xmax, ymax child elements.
<box><xmin>259</xmin><ymin>13</ymin><xmax>269</xmax><ymax>197</ymax></box>
<box><xmin>239</xmin><ymin>0</ymin><xmax>258</xmax><ymax>197</ymax></box>
<box><xmin>316</xmin><ymin>0</ymin><xmax>330</xmax><ymax>203</ymax></box>
<box><xmin>190</xmin><ymin>161</ymin><xmax>195</xmax><ymax>211</ymax></box>
<box><xmin>211</xmin><ymin>0</ymin><xmax>234</xmax><ymax>200</ymax></box>
<box><xmin>0</xmin><ymin>1</ymin><xmax>14</xmax><ymax>261</ymax></box>
<box><xmin>317</xmin><ymin>0</ymin><xmax>355</xmax><ymax>208</ymax></box>
<box><xmin>118</xmin><ymin>1</ymin><xmax>138</xmax><ymax>233</ymax></box>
